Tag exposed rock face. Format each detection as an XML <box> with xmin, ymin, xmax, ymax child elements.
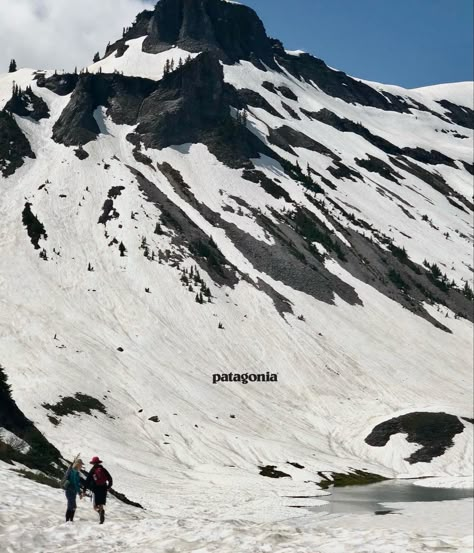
<box><xmin>44</xmin><ymin>0</ymin><xmax>474</xmax><ymax>328</ymax></box>
<box><xmin>4</xmin><ymin>87</ymin><xmax>50</xmax><ymax>121</ymax></box>
<box><xmin>128</xmin><ymin>52</ymin><xmax>273</xmax><ymax>167</ymax></box>
<box><xmin>272</xmin><ymin>41</ymin><xmax>417</xmax><ymax>113</ymax></box>
<box><xmin>365</xmin><ymin>412</ymin><xmax>466</xmax><ymax>464</ymax></box>
<box><xmin>142</xmin><ymin>0</ymin><xmax>276</xmax><ymax>67</ymax></box>
<box><xmin>0</xmin><ymin>365</ymin><xmax>61</xmax><ymax>474</ymax></box>
<box><xmin>36</xmin><ymin>72</ymin><xmax>79</xmax><ymax>96</ymax></box>
<box><xmin>268</xmin><ymin>125</ymin><xmax>338</xmax><ymax>159</ymax></box>
<box><xmin>50</xmin><ymin>53</ymin><xmax>272</xmax><ymax>167</ymax></box>
<box><xmin>437</xmin><ymin>99</ymin><xmax>474</xmax><ymax>129</ymax></box>
<box><xmin>52</xmin><ymin>74</ymin><xmax>157</xmax><ymax>146</ymax></box>
<box><xmin>0</xmin><ymin>111</ymin><xmax>35</xmax><ymax>177</ymax></box>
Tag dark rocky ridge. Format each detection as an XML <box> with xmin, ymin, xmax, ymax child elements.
<box><xmin>50</xmin><ymin>53</ymin><xmax>274</xmax><ymax>169</ymax></box>
<box><xmin>268</xmin><ymin>125</ymin><xmax>339</xmax><ymax>160</ymax></box>
<box><xmin>52</xmin><ymin>73</ymin><xmax>157</xmax><ymax>146</ymax></box>
<box><xmin>36</xmin><ymin>72</ymin><xmax>79</xmax><ymax>96</ymax></box>
<box><xmin>155</xmin><ymin>161</ymin><xmax>362</xmax><ymax>309</ymax></box>
<box><xmin>4</xmin><ymin>86</ymin><xmax>50</xmax><ymax>121</ymax></box>
<box><xmin>99</xmin><ymin>0</ymin><xmax>473</xmax><ymax>128</ymax></box>
<box><xmin>129</xmin><ymin>52</ymin><xmax>277</xmax><ymax>168</ymax></box>
<box><xmin>107</xmin><ymin>0</ymin><xmax>277</xmax><ymax>68</ymax></box>
<box><xmin>303</xmin><ymin>108</ymin><xmax>457</xmax><ymax>168</ymax></box>
<box><xmin>365</xmin><ymin>412</ymin><xmax>466</xmax><ymax>464</ymax></box>
<box><xmin>233</xmin><ymin>88</ymin><xmax>284</xmax><ymax>119</ymax></box>
<box><xmin>153</xmin><ymin>159</ymin><xmax>473</xmax><ymax>327</ymax></box>
<box><xmin>0</xmin><ymin>111</ymin><xmax>35</xmax><ymax>177</ymax></box>
<box><xmin>0</xmin><ymin>364</ymin><xmax>61</xmax><ymax>475</ymax></box>
<box><xmin>437</xmin><ymin>100</ymin><xmax>474</xmax><ymax>130</ymax></box>
<box><xmin>273</xmin><ymin>42</ymin><xmax>415</xmax><ymax>114</ymax></box>
<box><xmin>130</xmin><ymin>166</ymin><xmax>239</xmax><ymax>287</ymax></box>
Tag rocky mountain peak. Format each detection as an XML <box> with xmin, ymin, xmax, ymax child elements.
<box><xmin>108</xmin><ymin>0</ymin><xmax>276</xmax><ymax>68</ymax></box>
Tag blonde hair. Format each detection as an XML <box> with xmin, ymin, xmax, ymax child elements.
<box><xmin>73</xmin><ymin>459</ymin><xmax>84</xmax><ymax>469</ymax></box>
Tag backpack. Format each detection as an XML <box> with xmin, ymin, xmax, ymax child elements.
<box><xmin>93</xmin><ymin>465</ymin><xmax>108</xmax><ymax>486</ymax></box>
<box><xmin>61</xmin><ymin>468</ymin><xmax>71</xmax><ymax>490</ymax></box>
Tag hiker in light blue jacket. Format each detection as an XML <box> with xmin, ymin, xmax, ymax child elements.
<box><xmin>64</xmin><ymin>458</ymin><xmax>84</xmax><ymax>522</ymax></box>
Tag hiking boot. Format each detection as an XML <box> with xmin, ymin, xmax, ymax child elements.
<box><xmin>65</xmin><ymin>510</ymin><xmax>71</xmax><ymax>522</ymax></box>
<box><xmin>99</xmin><ymin>509</ymin><xmax>105</xmax><ymax>524</ymax></box>
<box><xmin>70</xmin><ymin>510</ymin><xmax>75</xmax><ymax>522</ymax></box>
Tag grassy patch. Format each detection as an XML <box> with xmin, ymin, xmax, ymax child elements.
<box><xmin>318</xmin><ymin>469</ymin><xmax>387</xmax><ymax>489</ymax></box>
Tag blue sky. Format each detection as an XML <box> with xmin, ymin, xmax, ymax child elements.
<box><xmin>243</xmin><ymin>0</ymin><xmax>474</xmax><ymax>88</ymax></box>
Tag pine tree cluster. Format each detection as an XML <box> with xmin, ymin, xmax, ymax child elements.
<box><xmin>163</xmin><ymin>55</ymin><xmax>192</xmax><ymax>76</ymax></box>
<box><xmin>179</xmin><ymin>265</ymin><xmax>212</xmax><ymax>304</ymax></box>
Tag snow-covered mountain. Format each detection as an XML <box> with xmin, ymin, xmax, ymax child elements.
<box><xmin>0</xmin><ymin>0</ymin><xmax>473</xmax><ymax>535</ymax></box>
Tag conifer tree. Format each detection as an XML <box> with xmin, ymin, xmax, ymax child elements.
<box><xmin>93</xmin><ymin>52</ymin><xmax>100</xmax><ymax>63</ymax></box>
<box><xmin>463</xmin><ymin>281</ymin><xmax>474</xmax><ymax>301</ymax></box>
<box><xmin>9</xmin><ymin>59</ymin><xmax>17</xmax><ymax>73</ymax></box>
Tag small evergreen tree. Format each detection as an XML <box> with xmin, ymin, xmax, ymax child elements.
<box><xmin>93</xmin><ymin>52</ymin><xmax>100</xmax><ymax>63</ymax></box>
<box><xmin>430</xmin><ymin>263</ymin><xmax>442</xmax><ymax>280</ymax></box>
<box><xmin>119</xmin><ymin>242</ymin><xmax>127</xmax><ymax>257</ymax></box>
<box><xmin>9</xmin><ymin>59</ymin><xmax>17</xmax><ymax>73</ymax></box>
<box><xmin>463</xmin><ymin>281</ymin><xmax>474</xmax><ymax>301</ymax></box>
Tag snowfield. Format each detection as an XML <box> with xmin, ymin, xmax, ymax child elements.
<box><xmin>0</xmin><ymin>463</ymin><xmax>472</xmax><ymax>553</ymax></box>
<box><xmin>0</xmin><ymin>0</ymin><xmax>473</xmax><ymax>550</ymax></box>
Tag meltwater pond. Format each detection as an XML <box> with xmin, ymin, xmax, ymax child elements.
<box><xmin>309</xmin><ymin>480</ymin><xmax>474</xmax><ymax>516</ymax></box>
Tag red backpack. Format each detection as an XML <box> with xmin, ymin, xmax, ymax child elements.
<box><xmin>93</xmin><ymin>465</ymin><xmax>108</xmax><ymax>486</ymax></box>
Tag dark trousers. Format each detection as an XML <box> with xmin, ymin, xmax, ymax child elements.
<box><xmin>65</xmin><ymin>489</ymin><xmax>77</xmax><ymax>510</ymax></box>
<box><xmin>65</xmin><ymin>489</ymin><xmax>77</xmax><ymax>521</ymax></box>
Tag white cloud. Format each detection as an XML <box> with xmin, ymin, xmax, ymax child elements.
<box><xmin>0</xmin><ymin>0</ymin><xmax>155</xmax><ymax>72</ymax></box>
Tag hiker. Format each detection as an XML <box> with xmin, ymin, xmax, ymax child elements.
<box><xmin>63</xmin><ymin>457</ymin><xmax>84</xmax><ymax>522</ymax></box>
<box><xmin>84</xmin><ymin>456</ymin><xmax>113</xmax><ymax>524</ymax></box>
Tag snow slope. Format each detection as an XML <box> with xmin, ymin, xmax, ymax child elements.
<box><xmin>0</xmin><ymin>71</ymin><xmax>472</xmax><ymax>504</ymax></box>
<box><xmin>1</xmin><ymin>462</ymin><xmax>472</xmax><ymax>553</ymax></box>
<box><xmin>0</xmin><ymin>0</ymin><xmax>473</xmax><ymax>549</ymax></box>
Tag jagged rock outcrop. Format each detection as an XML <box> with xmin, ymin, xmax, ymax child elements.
<box><xmin>52</xmin><ymin>74</ymin><xmax>157</xmax><ymax>146</ymax></box>
<box><xmin>128</xmin><ymin>52</ymin><xmax>274</xmax><ymax>167</ymax></box>
<box><xmin>4</xmin><ymin>86</ymin><xmax>50</xmax><ymax>121</ymax></box>
<box><xmin>0</xmin><ymin>111</ymin><xmax>35</xmax><ymax>177</ymax></box>
<box><xmin>107</xmin><ymin>0</ymin><xmax>276</xmax><ymax>68</ymax></box>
